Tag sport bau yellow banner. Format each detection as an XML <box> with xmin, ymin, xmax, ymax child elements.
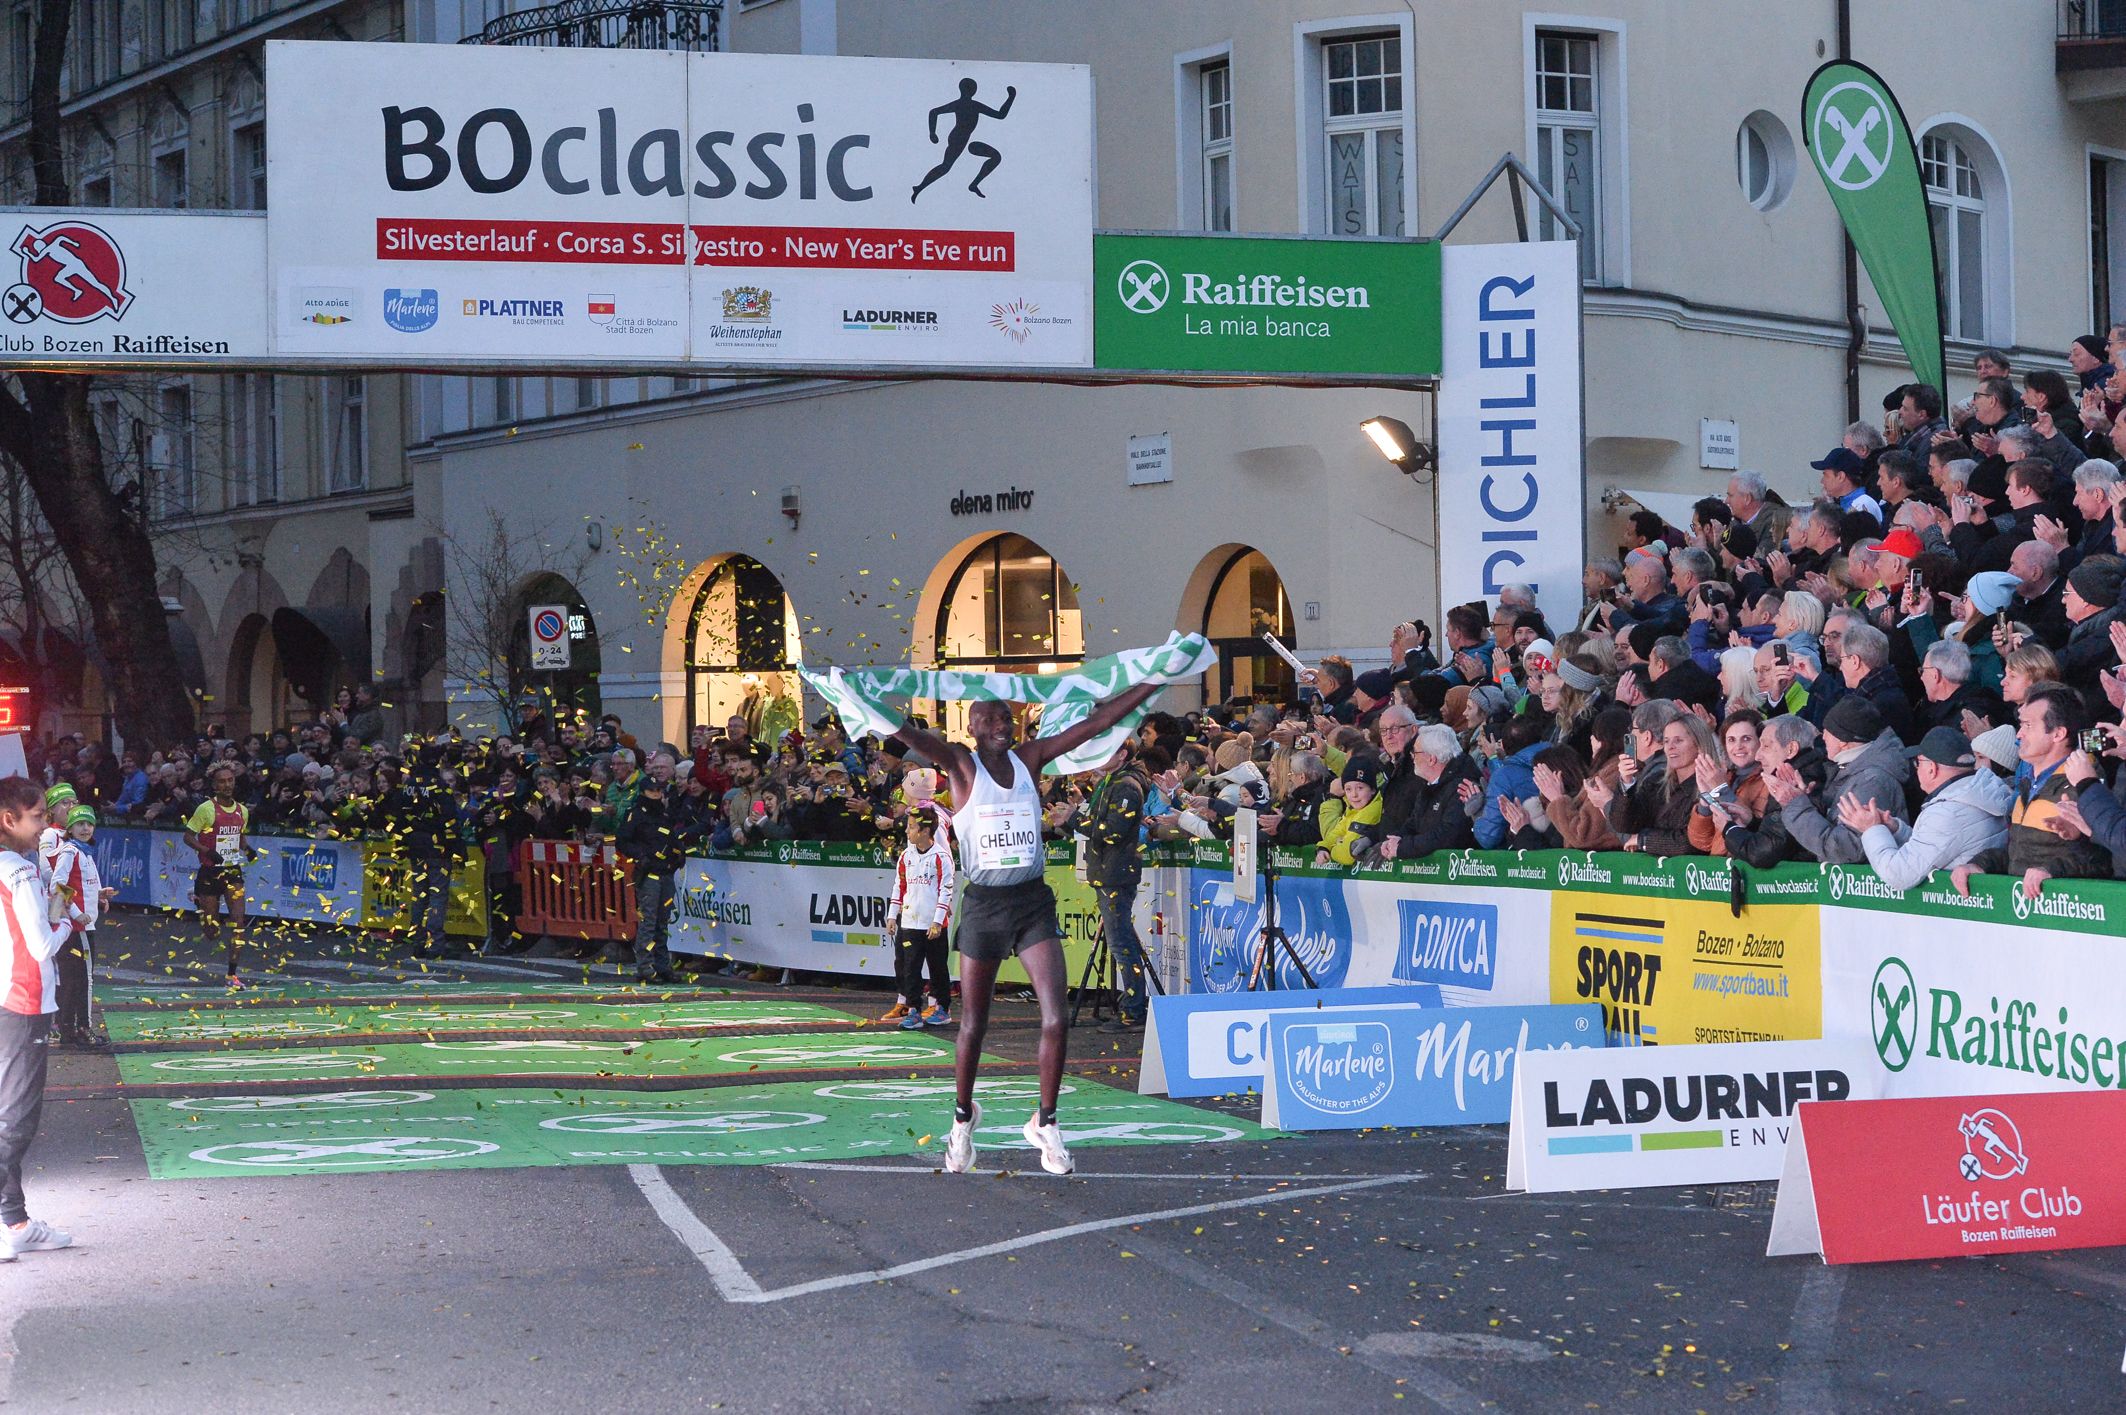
<box><xmin>1548</xmin><ymin>891</ymin><xmax>1821</xmax><ymax>1046</ymax></box>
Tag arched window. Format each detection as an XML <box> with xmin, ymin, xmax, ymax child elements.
<box><xmin>1200</xmin><ymin>548</ymin><xmax>1296</xmax><ymax>704</ymax></box>
<box><xmin>683</xmin><ymin>555</ymin><xmax>801</xmax><ymax>743</ymax></box>
<box><xmin>1919</xmin><ymin>122</ymin><xmax>2010</xmax><ymax>345</ymax></box>
<box><xmin>929</xmin><ymin>534</ymin><xmax>1082</xmax><ymax>736</ymax></box>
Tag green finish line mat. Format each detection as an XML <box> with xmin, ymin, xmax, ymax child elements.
<box><xmin>117</xmin><ymin>1028</ymin><xmax>977</xmax><ymax>1084</ymax></box>
<box><xmin>104</xmin><ymin>998</ymin><xmax>860</xmax><ymax>1044</ymax></box>
<box><xmin>129</xmin><ymin>1077</ymin><xmax>1275</xmax><ymax>1178</ymax></box>
<box><xmin>96</xmin><ymin>979</ymin><xmax>737</xmax><ymax>1008</ymax></box>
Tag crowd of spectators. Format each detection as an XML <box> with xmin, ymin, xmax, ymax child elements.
<box><xmin>31</xmin><ymin>331</ymin><xmax>2126</xmax><ymax>966</ymax></box>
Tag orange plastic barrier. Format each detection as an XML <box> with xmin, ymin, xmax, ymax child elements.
<box><xmin>512</xmin><ymin>839</ymin><xmax>638</xmax><ymax>941</ymax></box>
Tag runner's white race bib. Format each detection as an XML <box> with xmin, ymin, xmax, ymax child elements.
<box><xmin>963</xmin><ymin>800</ymin><xmax>1040</xmax><ymax>876</ymax></box>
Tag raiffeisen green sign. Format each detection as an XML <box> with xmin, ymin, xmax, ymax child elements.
<box><xmin>1094</xmin><ymin>232</ymin><xmax>1440</xmax><ymax>381</ymax></box>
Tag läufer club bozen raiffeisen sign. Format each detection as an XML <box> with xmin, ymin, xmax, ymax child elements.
<box><xmin>1093</xmin><ymin>233</ymin><xmax>1440</xmax><ymax>380</ymax></box>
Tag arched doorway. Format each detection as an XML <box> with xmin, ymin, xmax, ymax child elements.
<box><xmin>681</xmin><ymin>555</ymin><xmax>803</xmax><ymax>745</ymax></box>
<box><xmin>926</xmin><ymin>533</ymin><xmax>1082</xmax><ymax>735</ymax></box>
<box><xmin>1197</xmin><ymin>547</ymin><xmax>1295</xmax><ymax>705</ymax></box>
<box><xmin>509</xmin><ymin>573</ymin><xmax>601</xmax><ymax>728</ymax></box>
<box><xmin>227</xmin><ymin>613</ymin><xmax>298</xmax><ymax>737</ymax></box>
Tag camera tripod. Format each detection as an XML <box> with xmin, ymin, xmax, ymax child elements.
<box><xmin>1245</xmin><ymin>856</ymin><xmax>1318</xmax><ymax>992</ymax></box>
<box><xmin>1069</xmin><ymin>903</ymin><xmax>1167</xmax><ymax>1027</ymax></box>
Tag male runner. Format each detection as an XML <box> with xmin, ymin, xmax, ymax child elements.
<box><xmin>896</xmin><ymin>684</ymin><xmax>1159</xmax><ymax>1175</ymax></box>
<box><xmin>183</xmin><ymin>765</ymin><xmax>255</xmax><ymax>986</ymax></box>
<box><xmin>910</xmin><ymin>78</ymin><xmax>1018</xmax><ymax>202</ymax></box>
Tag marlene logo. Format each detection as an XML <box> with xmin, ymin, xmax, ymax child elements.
<box><xmin>1281</xmin><ymin>1021</ymin><xmax>1393</xmax><ymax>1114</ymax></box>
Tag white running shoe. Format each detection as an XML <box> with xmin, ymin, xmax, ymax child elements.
<box><xmin>944</xmin><ymin>1101</ymin><xmax>981</xmax><ymax>1173</ymax></box>
<box><xmin>5</xmin><ymin>1218</ymin><xmax>72</xmax><ymax>1254</ymax></box>
<box><xmin>1022</xmin><ymin>1115</ymin><xmax>1075</xmax><ymax>1175</ymax></box>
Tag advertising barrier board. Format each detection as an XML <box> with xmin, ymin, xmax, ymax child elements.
<box><xmin>1768</xmin><ymin>1091</ymin><xmax>2126</xmax><ymax>1264</ymax></box>
<box><xmin>266</xmin><ymin>40</ymin><xmax>1093</xmax><ymax>370</ymax></box>
<box><xmin>1139</xmin><ymin>984</ymin><xmax>1444</xmax><ymax>1098</ymax></box>
<box><xmin>1260</xmin><ymin>1002</ymin><xmax>1602</xmax><ymax>1131</ymax></box>
<box><xmin>1506</xmin><ymin>1040</ymin><xmax>1874</xmax><ymax>1193</ymax></box>
<box><xmin>0</xmin><ymin>208</ymin><xmax>268</xmax><ymax>367</ymax></box>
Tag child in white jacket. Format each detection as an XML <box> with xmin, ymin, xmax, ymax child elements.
<box><xmin>48</xmin><ymin>807</ymin><xmax>110</xmax><ymax>1046</ymax></box>
<box><xmin>886</xmin><ymin>807</ymin><xmax>956</xmax><ymax>1028</ymax></box>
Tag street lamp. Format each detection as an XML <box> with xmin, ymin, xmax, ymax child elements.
<box><xmin>1360</xmin><ymin>415</ymin><xmax>1435</xmax><ymax>480</ymax></box>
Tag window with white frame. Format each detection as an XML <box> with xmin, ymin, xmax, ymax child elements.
<box><xmin>151</xmin><ymin>133</ymin><xmax>188</xmax><ymax>209</ymax></box>
<box><xmin>78</xmin><ymin>0</ymin><xmax>121</xmax><ymax>89</ymax></box>
<box><xmin>155</xmin><ymin>384</ymin><xmax>195</xmax><ymax>518</ymax></box>
<box><xmin>1923</xmin><ymin>132</ymin><xmax>1986</xmax><ymax>343</ymax></box>
<box><xmin>6</xmin><ymin>6</ymin><xmax>30</xmax><ymax>117</ymax></box>
<box><xmin>1200</xmin><ymin>61</ymin><xmax>1233</xmax><ymax>232</ymax></box>
<box><xmin>230</xmin><ymin>374</ymin><xmax>278</xmax><ymax>504</ymax></box>
<box><xmin>1533</xmin><ymin>31</ymin><xmax>1600</xmax><ymax>282</ymax></box>
<box><xmin>1321</xmin><ymin>33</ymin><xmax>1404</xmax><ymax>237</ymax></box>
<box><xmin>231</xmin><ymin>121</ymin><xmax>265</xmax><ymax>209</ymax></box>
<box><xmin>328</xmin><ymin>376</ymin><xmax>366</xmax><ymax>492</ymax></box>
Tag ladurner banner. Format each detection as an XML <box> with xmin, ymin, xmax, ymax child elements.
<box><xmin>265</xmin><ymin>40</ymin><xmax>1092</xmax><ymax>369</ymax></box>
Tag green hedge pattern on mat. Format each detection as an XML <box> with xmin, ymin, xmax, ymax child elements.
<box><xmin>130</xmin><ymin>1077</ymin><xmax>1275</xmax><ymax>1179</ymax></box>
<box><xmin>96</xmin><ymin>980</ymin><xmax>737</xmax><ymax>1008</ymax></box>
<box><xmin>104</xmin><ymin>998</ymin><xmax>860</xmax><ymax>1044</ymax></box>
<box><xmin>117</xmin><ymin>1028</ymin><xmax>972</xmax><ymax>1084</ymax></box>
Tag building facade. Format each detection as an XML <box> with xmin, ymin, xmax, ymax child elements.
<box><xmin>6</xmin><ymin>0</ymin><xmax>2125</xmax><ymax>745</ymax></box>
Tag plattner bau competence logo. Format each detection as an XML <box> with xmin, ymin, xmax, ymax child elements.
<box><xmin>1868</xmin><ymin>954</ymin><xmax>2126</xmax><ymax>1086</ymax></box>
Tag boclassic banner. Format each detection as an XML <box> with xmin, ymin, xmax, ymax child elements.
<box><xmin>0</xmin><ymin>209</ymin><xmax>268</xmax><ymax>367</ymax></box>
<box><xmin>1800</xmin><ymin>61</ymin><xmax>1945</xmax><ymax>396</ymax></box>
<box><xmin>1437</xmin><ymin>240</ymin><xmax>1584</xmax><ymax>632</ymax></box>
<box><xmin>265</xmin><ymin>40</ymin><xmax>1092</xmax><ymax>370</ymax></box>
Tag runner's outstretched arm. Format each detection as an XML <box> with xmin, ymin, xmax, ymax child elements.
<box><xmin>1019</xmin><ymin>683</ymin><xmax>1159</xmax><ymax>774</ymax></box>
<box><xmin>893</xmin><ymin>720</ymin><xmax>969</xmax><ymax>775</ymax></box>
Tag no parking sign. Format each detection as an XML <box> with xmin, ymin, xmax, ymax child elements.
<box><xmin>527</xmin><ymin>604</ymin><xmax>570</xmax><ymax>670</ymax></box>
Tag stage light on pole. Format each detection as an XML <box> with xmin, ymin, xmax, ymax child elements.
<box><xmin>1360</xmin><ymin>415</ymin><xmax>1435</xmax><ymax>480</ymax></box>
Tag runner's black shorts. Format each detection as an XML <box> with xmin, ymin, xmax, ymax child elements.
<box><xmin>194</xmin><ymin>862</ymin><xmax>245</xmax><ymax>899</ymax></box>
<box><xmin>955</xmin><ymin>878</ymin><xmax>1061</xmax><ymax>962</ymax></box>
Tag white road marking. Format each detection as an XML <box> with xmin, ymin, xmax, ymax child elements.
<box><xmin>438</xmin><ymin>958</ymin><xmax>574</xmax><ymax>979</ymax></box>
<box><xmin>628</xmin><ymin>1164</ymin><xmax>764</xmax><ymax>1301</ymax></box>
<box><xmin>772</xmin><ymin>1160</ymin><xmax>1392</xmax><ymax>1182</ymax></box>
<box><xmin>1357</xmin><ymin>1330</ymin><xmax>1549</xmax><ymax>1363</ymax></box>
<box><xmin>632</xmin><ymin>1167</ymin><xmax>1414</xmax><ymax>1305</ymax></box>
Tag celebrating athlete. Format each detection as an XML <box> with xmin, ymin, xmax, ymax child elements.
<box><xmin>895</xmin><ymin>684</ymin><xmax>1159</xmax><ymax>1175</ymax></box>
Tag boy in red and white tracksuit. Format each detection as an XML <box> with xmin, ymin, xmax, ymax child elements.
<box><xmin>887</xmin><ymin>807</ymin><xmax>956</xmax><ymax>1028</ymax></box>
<box><xmin>0</xmin><ymin>777</ymin><xmax>78</xmax><ymax>1259</ymax></box>
<box><xmin>47</xmin><ymin>806</ymin><xmax>107</xmax><ymax>1045</ymax></box>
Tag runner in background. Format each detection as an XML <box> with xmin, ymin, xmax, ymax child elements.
<box><xmin>47</xmin><ymin>806</ymin><xmax>109</xmax><ymax>1047</ymax></box>
<box><xmin>183</xmin><ymin>765</ymin><xmax>256</xmax><ymax>987</ymax></box>
<box><xmin>895</xmin><ymin>685</ymin><xmax>1161</xmax><ymax>1176</ymax></box>
<box><xmin>0</xmin><ymin>775</ymin><xmax>77</xmax><ymax>1259</ymax></box>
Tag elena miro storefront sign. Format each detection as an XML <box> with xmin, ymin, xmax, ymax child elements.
<box><xmin>949</xmin><ymin>486</ymin><xmax>1034</xmax><ymax>515</ymax></box>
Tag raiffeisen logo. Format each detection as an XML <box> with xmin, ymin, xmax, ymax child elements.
<box><xmin>1683</xmin><ymin>862</ymin><xmax>1733</xmax><ymax>898</ymax></box>
<box><xmin>2010</xmin><ymin>888</ymin><xmax>2107</xmax><ymax>924</ymax></box>
<box><xmin>1880</xmin><ymin>954</ymin><xmax>2126</xmax><ymax>1087</ymax></box>
<box><xmin>1828</xmin><ymin>868</ymin><xmax>1898</xmax><ymax>902</ymax></box>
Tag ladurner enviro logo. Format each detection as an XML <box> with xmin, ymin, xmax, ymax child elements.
<box><xmin>7</xmin><ymin>221</ymin><xmax>132</xmax><ymax>324</ymax></box>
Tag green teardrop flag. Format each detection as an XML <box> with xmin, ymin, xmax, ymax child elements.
<box><xmin>1801</xmin><ymin>60</ymin><xmax>1945</xmax><ymax>397</ymax></box>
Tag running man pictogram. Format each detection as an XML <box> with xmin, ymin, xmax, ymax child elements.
<box><xmin>911</xmin><ymin>78</ymin><xmax>1017</xmax><ymax>202</ymax></box>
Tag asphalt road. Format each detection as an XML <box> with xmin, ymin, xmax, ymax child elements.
<box><xmin>2</xmin><ymin>913</ymin><xmax>2121</xmax><ymax>1413</ymax></box>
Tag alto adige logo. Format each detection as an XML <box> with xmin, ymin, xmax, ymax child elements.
<box><xmin>7</xmin><ymin>221</ymin><xmax>132</xmax><ymax>324</ymax></box>
<box><xmin>383</xmin><ymin>288</ymin><xmax>438</xmax><ymax>332</ymax></box>
<box><xmin>294</xmin><ymin>286</ymin><xmax>356</xmax><ymax>326</ymax></box>
<box><xmin>1281</xmin><ymin>1020</ymin><xmax>1394</xmax><ymax>1115</ymax></box>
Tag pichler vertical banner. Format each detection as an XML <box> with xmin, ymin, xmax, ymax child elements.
<box><xmin>1436</xmin><ymin>240</ymin><xmax>1585</xmax><ymax>630</ymax></box>
<box><xmin>1800</xmin><ymin>61</ymin><xmax>1945</xmax><ymax>397</ymax></box>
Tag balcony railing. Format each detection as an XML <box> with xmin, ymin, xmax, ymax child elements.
<box><xmin>464</xmin><ymin>0</ymin><xmax>723</xmax><ymax>51</ymax></box>
<box><xmin>2060</xmin><ymin>0</ymin><xmax>2126</xmax><ymax>71</ymax></box>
